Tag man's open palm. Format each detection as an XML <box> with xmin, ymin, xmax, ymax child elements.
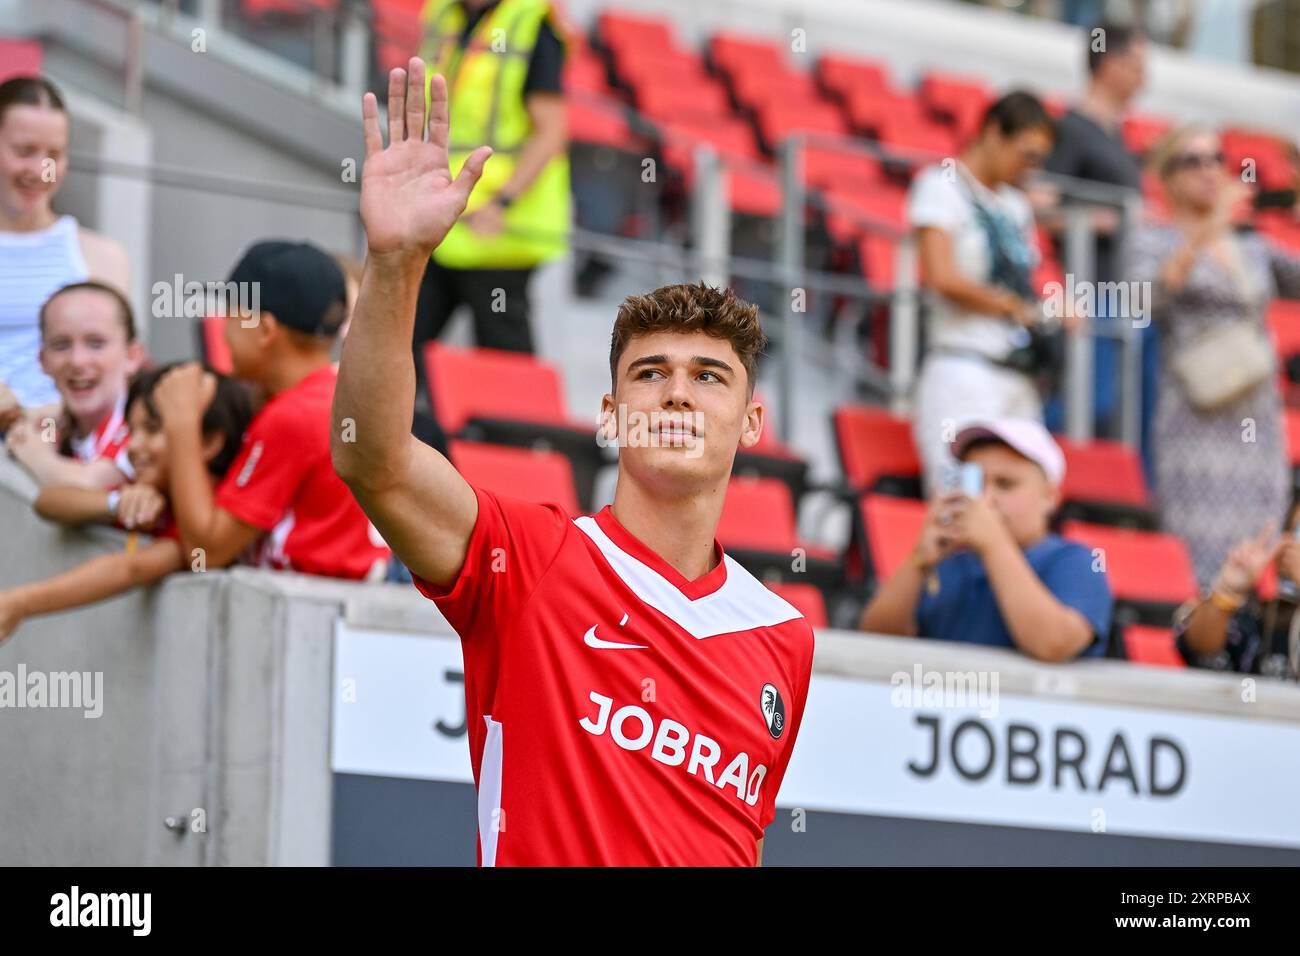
<box><xmin>360</xmin><ymin>58</ymin><xmax>492</xmax><ymax>256</ymax></box>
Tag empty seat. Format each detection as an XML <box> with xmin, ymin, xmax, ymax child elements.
<box><xmin>917</xmin><ymin>71</ymin><xmax>992</xmax><ymax>125</ymax></box>
<box><xmin>801</xmin><ymin>142</ymin><xmax>882</xmax><ymax>192</ymax></box>
<box><xmin>815</xmin><ymin>53</ymin><xmax>891</xmax><ymax>101</ymax></box>
<box><xmin>765</xmin><ymin>581</ymin><xmax>829</xmax><ymax>628</ymax></box>
<box><xmin>709</xmin><ymin>31</ymin><xmax>787</xmax><ymax>77</ymax></box>
<box><xmin>1121</xmin><ymin>114</ymin><xmax>1173</xmax><ymax>157</ymax></box>
<box><xmin>1123</xmin><ymin>625</ymin><xmax>1186</xmax><ymax>668</ymax></box>
<box><xmin>833</xmin><ymin>404</ymin><xmax>921</xmax><ymax>494</ymax></box>
<box><xmin>566</xmin><ymin>97</ymin><xmax>639</xmax><ymax>151</ymax></box>
<box><xmin>1056</xmin><ymin>436</ymin><xmax>1154</xmax><ymax>526</ymax></box>
<box><xmin>858</xmin><ymin>234</ymin><xmax>895</xmax><ymax>290</ymax></box>
<box><xmin>718</xmin><ymin>475</ymin><xmax>799</xmax><ymax>553</ymax></box>
<box><xmin>860</xmin><ymin>493</ymin><xmax>927</xmax><ymax>582</ymax></box>
<box><xmin>1061</xmin><ymin>520</ymin><xmax>1197</xmax><ymax>608</ymax></box>
<box><xmin>449</xmin><ymin>440</ymin><xmax>580</xmax><ymax>515</ymax></box>
<box><xmin>596</xmin><ymin>9</ymin><xmax>679</xmax><ymax>53</ymax></box>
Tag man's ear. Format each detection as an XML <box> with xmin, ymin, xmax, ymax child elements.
<box><xmin>38</xmin><ymin>347</ymin><xmax>51</xmax><ymax>378</ymax></box>
<box><xmin>1044</xmin><ymin>478</ymin><xmax>1062</xmax><ymax>516</ymax></box>
<box><xmin>598</xmin><ymin>393</ymin><xmax>618</xmax><ymax>443</ymax></box>
<box><xmin>738</xmin><ymin>397</ymin><xmax>764</xmax><ymax>450</ymax></box>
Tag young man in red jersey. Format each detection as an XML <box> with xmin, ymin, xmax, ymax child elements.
<box><xmin>333</xmin><ymin>59</ymin><xmax>814</xmax><ymax>867</ymax></box>
<box><xmin>155</xmin><ymin>241</ymin><xmax>391</xmax><ymax>580</ymax></box>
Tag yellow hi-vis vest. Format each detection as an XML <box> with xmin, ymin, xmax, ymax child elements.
<box><xmin>421</xmin><ymin>0</ymin><xmax>570</xmax><ymax>269</ymax></box>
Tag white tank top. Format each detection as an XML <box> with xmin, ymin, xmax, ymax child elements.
<box><xmin>0</xmin><ymin>215</ymin><xmax>89</xmax><ymax>407</ymax></box>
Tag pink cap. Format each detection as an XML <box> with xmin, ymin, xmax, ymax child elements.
<box><xmin>951</xmin><ymin>418</ymin><xmax>1066</xmax><ymax>485</ymax></box>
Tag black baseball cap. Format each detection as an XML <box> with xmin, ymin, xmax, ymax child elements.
<box><xmin>226</xmin><ymin>240</ymin><xmax>347</xmax><ymax>336</ymax></box>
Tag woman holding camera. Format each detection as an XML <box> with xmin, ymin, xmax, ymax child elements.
<box><xmin>908</xmin><ymin>91</ymin><xmax>1059</xmax><ymax>493</ymax></box>
<box><xmin>1128</xmin><ymin>126</ymin><xmax>1300</xmax><ymax>589</ymax></box>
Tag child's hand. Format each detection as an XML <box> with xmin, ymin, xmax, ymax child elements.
<box><xmin>117</xmin><ymin>483</ymin><xmax>166</xmax><ymax>531</ymax></box>
<box><xmin>0</xmin><ymin>381</ymin><xmax>21</xmax><ymax>432</ymax></box>
<box><xmin>0</xmin><ymin>592</ymin><xmax>25</xmax><ymax>644</ymax></box>
<box><xmin>155</xmin><ymin>363</ymin><xmax>217</xmax><ymax>431</ymax></box>
<box><xmin>5</xmin><ymin>417</ymin><xmax>57</xmax><ymax>469</ymax></box>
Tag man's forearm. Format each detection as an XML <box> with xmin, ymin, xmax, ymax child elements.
<box><xmin>496</xmin><ymin>116</ymin><xmax>566</xmax><ymax>200</ymax></box>
<box><xmin>332</xmin><ymin>253</ymin><xmax>427</xmax><ymax>488</ymax></box>
<box><xmin>981</xmin><ymin>537</ymin><xmax>1086</xmax><ymax>660</ymax></box>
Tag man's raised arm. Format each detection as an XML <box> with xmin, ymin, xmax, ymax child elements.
<box><xmin>331</xmin><ymin>58</ymin><xmax>492</xmax><ymax>587</ymax></box>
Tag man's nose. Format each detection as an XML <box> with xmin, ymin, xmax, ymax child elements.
<box><xmin>661</xmin><ymin>371</ymin><xmax>694</xmax><ymax>409</ymax></box>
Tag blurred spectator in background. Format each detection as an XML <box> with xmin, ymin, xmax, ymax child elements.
<box><xmin>152</xmin><ymin>241</ymin><xmax>391</xmax><ymax>580</ymax></box>
<box><xmin>861</xmin><ymin>418</ymin><xmax>1113</xmax><ymax>662</ymax></box>
<box><xmin>1038</xmin><ymin>21</ymin><xmax>1151</xmax><ymax>465</ymax></box>
<box><xmin>0</xmin><ymin>364</ymin><xmax>251</xmax><ymax>645</ymax></box>
<box><xmin>1173</xmin><ymin>506</ymin><xmax>1299</xmax><ymax>681</ymax></box>
<box><xmin>909</xmin><ymin>91</ymin><xmax>1058</xmax><ymax>492</ymax></box>
<box><xmin>410</xmin><ymin>0</ymin><xmax>570</xmax><ymax>390</ymax></box>
<box><xmin>4</xmin><ymin>281</ymin><xmax>143</xmax><ymax>488</ymax></box>
<box><xmin>0</xmin><ymin>77</ymin><xmax>130</xmax><ymax>410</ymax></box>
<box><xmin>1128</xmin><ymin>126</ymin><xmax>1300</xmax><ymax>588</ymax></box>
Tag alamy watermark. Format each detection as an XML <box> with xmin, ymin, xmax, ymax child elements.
<box><xmin>1042</xmin><ymin>274</ymin><xmax>1152</xmax><ymax>328</ymax></box>
<box><xmin>0</xmin><ymin>665</ymin><xmax>102</xmax><ymax>718</ymax></box>
<box><xmin>890</xmin><ymin>664</ymin><xmax>1000</xmax><ymax>719</ymax></box>
<box><xmin>597</xmin><ymin>405</ymin><xmax>707</xmax><ymax>459</ymax></box>
<box><xmin>151</xmin><ymin>274</ymin><xmax>260</xmax><ymax>326</ymax></box>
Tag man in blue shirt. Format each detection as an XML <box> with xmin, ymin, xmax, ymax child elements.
<box><xmin>861</xmin><ymin>418</ymin><xmax>1113</xmax><ymax>661</ymax></box>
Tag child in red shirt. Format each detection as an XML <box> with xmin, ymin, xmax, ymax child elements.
<box><xmin>155</xmin><ymin>241</ymin><xmax>391</xmax><ymax>580</ymax></box>
<box><xmin>0</xmin><ymin>363</ymin><xmax>252</xmax><ymax>643</ymax></box>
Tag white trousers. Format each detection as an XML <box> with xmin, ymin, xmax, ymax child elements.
<box><xmin>911</xmin><ymin>353</ymin><xmax>1043</xmax><ymax>494</ymax></box>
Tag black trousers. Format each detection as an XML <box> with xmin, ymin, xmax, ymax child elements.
<box><xmin>413</xmin><ymin>258</ymin><xmax>537</xmax><ymax>365</ymax></box>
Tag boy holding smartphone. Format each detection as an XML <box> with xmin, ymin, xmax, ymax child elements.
<box><xmin>861</xmin><ymin>418</ymin><xmax>1113</xmax><ymax>662</ymax></box>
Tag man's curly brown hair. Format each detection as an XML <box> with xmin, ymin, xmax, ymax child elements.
<box><xmin>608</xmin><ymin>282</ymin><xmax>767</xmax><ymax>396</ymax></box>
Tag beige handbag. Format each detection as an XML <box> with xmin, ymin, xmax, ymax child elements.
<box><xmin>1169</xmin><ymin>238</ymin><xmax>1275</xmax><ymax>410</ymax></box>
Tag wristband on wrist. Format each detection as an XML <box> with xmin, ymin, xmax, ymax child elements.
<box><xmin>106</xmin><ymin>489</ymin><xmax>121</xmax><ymax>517</ymax></box>
<box><xmin>1207</xmin><ymin>588</ymin><xmax>1245</xmax><ymax>614</ymax></box>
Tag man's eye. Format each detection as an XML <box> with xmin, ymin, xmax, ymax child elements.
<box><xmin>637</xmin><ymin>368</ymin><xmax>663</xmax><ymax>379</ymax></box>
<box><xmin>698</xmin><ymin>371</ymin><xmax>721</xmax><ymax>382</ymax></box>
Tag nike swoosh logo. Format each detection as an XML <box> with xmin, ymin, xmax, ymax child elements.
<box><xmin>583</xmin><ymin>625</ymin><xmax>648</xmax><ymax>650</ymax></box>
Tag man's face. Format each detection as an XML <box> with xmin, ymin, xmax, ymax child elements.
<box><xmin>603</xmin><ymin>330</ymin><xmax>762</xmax><ymax>494</ymax></box>
<box><xmin>1104</xmin><ymin>38</ymin><xmax>1147</xmax><ymax>103</ymax></box>
<box><xmin>962</xmin><ymin>443</ymin><xmax>1058</xmax><ymax>546</ymax></box>
<box><xmin>223</xmin><ymin>310</ymin><xmax>268</xmax><ymax>380</ymax></box>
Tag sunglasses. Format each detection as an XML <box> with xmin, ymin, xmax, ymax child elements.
<box><xmin>1167</xmin><ymin>150</ymin><xmax>1225</xmax><ymax>174</ymax></box>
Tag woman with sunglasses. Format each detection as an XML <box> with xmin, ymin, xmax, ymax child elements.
<box><xmin>908</xmin><ymin>91</ymin><xmax>1059</xmax><ymax>492</ymax></box>
<box><xmin>1128</xmin><ymin>126</ymin><xmax>1300</xmax><ymax>589</ymax></box>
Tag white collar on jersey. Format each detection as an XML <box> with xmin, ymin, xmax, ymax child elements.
<box><xmin>572</xmin><ymin>514</ymin><xmax>803</xmax><ymax>639</ymax></box>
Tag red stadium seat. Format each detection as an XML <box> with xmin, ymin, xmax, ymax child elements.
<box><xmin>815</xmin><ymin>53</ymin><xmax>891</xmax><ymax>102</ymax></box>
<box><xmin>876</xmin><ymin>116</ymin><xmax>957</xmax><ymax>158</ymax></box>
<box><xmin>371</xmin><ymin>0</ymin><xmax>425</xmax><ymax>74</ymax></box>
<box><xmin>1061</xmin><ymin>520</ymin><xmax>1197</xmax><ymax>607</ymax></box>
<box><xmin>423</xmin><ymin>341</ymin><xmax>572</xmax><ymax>434</ymax></box>
<box><xmin>1286</xmin><ymin>408</ymin><xmax>1300</xmax><ymax>467</ymax></box>
<box><xmin>822</xmin><ymin>184</ymin><xmax>908</xmax><ymax>243</ymax></box>
<box><xmin>1122</xmin><ymin>114</ymin><xmax>1173</xmax><ymax>157</ymax></box>
<box><xmin>765</xmin><ymin>581</ymin><xmax>828</xmax><ymax>628</ymax></box>
<box><xmin>860</xmin><ymin>494</ymin><xmax>927</xmax><ymax>581</ymax></box>
<box><xmin>833</xmin><ymin>404</ymin><xmax>921</xmax><ymax>493</ymax></box>
<box><xmin>0</xmin><ymin>38</ymin><xmax>42</xmax><ymax>84</ymax></box>
<box><xmin>562</xmin><ymin>54</ymin><xmax>610</xmax><ymax>96</ymax></box>
<box><xmin>730</xmin><ymin>70</ymin><xmax>821</xmax><ymax>111</ymax></box>
<box><xmin>596</xmin><ymin>9</ymin><xmax>679</xmax><ymax>53</ymax></box>
<box><xmin>566</xmin><ymin>97</ymin><xmax>638</xmax><ymax>151</ymax></box>
<box><xmin>1123</xmin><ymin>625</ymin><xmax>1186</xmax><ymax>668</ymax></box>
<box><xmin>841</xmin><ymin>87</ymin><xmax>927</xmax><ymax>135</ymax></box>
<box><xmin>724</xmin><ymin>162</ymin><xmax>782</xmax><ymax>217</ymax></box>
<box><xmin>858</xmin><ymin>234</ymin><xmax>895</xmax><ymax>290</ymax></box>
<box><xmin>243</xmin><ymin>0</ymin><xmax>338</xmax><ymax>16</ymax></box>
<box><xmin>709</xmin><ymin>32</ymin><xmax>787</xmax><ymax>77</ymax></box>
<box><xmin>449</xmin><ymin>440</ymin><xmax>580</xmax><ymax>515</ymax></box>
<box><xmin>1056</xmin><ymin>437</ymin><xmax>1152</xmax><ymax>509</ymax></box>
<box><xmin>753</xmin><ymin>100</ymin><xmax>849</xmax><ymax>152</ymax></box>
<box><xmin>917</xmin><ymin>71</ymin><xmax>992</xmax><ymax>126</ymax></box>
<box><xmin>610</xmin><ymin>47</ymin><xmax>712</xmax><ymax>89</ymax></box>
<box><xmin>636</xmin><ymin>82</ymin><xmax>732</xmax><ymax>124</ymax></box>
<box><xmin>801</xmin><ymin>143</ymin><xmax>882</xmax><ymax>192</ymax></box>
<box><xmin>718</xmin><ymin>476</ymin><xmax>800</xmax><ymax>553</ymax></box>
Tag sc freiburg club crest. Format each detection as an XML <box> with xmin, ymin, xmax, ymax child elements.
<box><xmin>760</xmin><ymin>683</ymin><xmax>785</xmax><ymax>739</ymax></box>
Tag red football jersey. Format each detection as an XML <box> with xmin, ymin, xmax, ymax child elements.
<box><xmin>69</xmin><ymin>396</ymin><xmax>133</xmax><ymax>480</ymax></box>
<box><xmin>216</xmin><ymin>366</ymin><xmax>390</xmax><ymax>579</ymax></box>
<box><xmin>413</xmin><ymin>487</ymin><xmax>815</xmax><ymax>867</ymax></box>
